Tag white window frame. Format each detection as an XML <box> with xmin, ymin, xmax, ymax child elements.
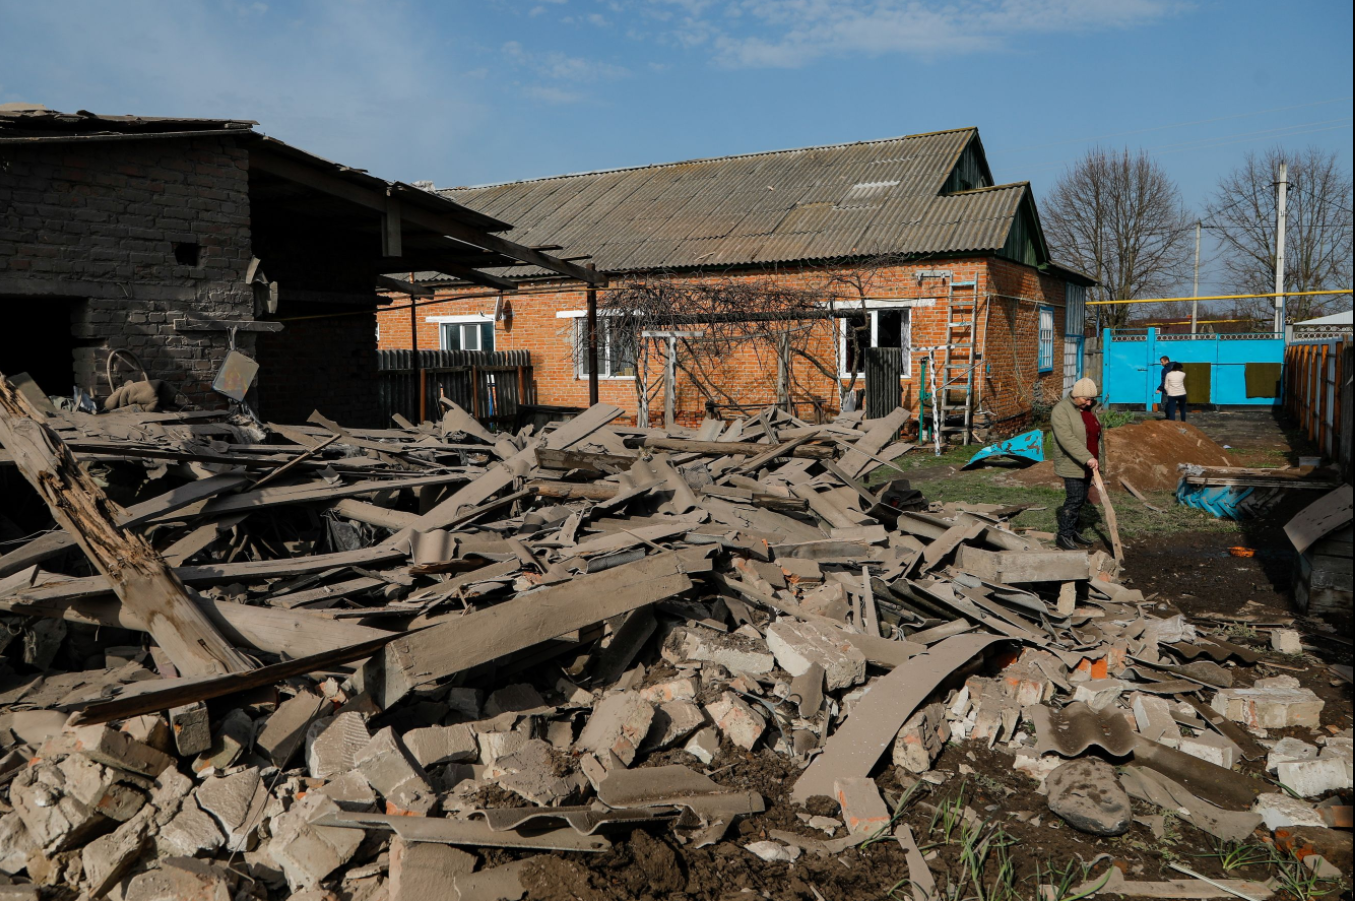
<box><xmin>834</xmin><ymin>305</ymin><xmax>914</xmax><ymax>379</ymax></box>
<box><xmin>556</xmin><ymin>310</ymin><xmax>637</xmax><ymax>380</ymax></box>
<box><xmin>1037</xmin><ymin>305</ymin><xmax>1055</xmax><ymax>373</ymax></box>
<box><xmin>427</xmin><ymin>314</ymin><xmax>495</xmax><ymax>352</ymax></box>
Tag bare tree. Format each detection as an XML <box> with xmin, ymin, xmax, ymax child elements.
<box><xmin>1205</xmin><ymin>146</ymin><xmax>1353</xmax><ymax>325</ymax></box>
<box><xmin>1043</xmin><ymin>147</ymin><xmax>1195</xmax><ymax>328</ymax></box>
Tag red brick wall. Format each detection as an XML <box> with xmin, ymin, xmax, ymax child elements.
<box><xmin>375</xmin><ymin>258</ymin><xmax>1071</xmax><ymax>434</ymax></box>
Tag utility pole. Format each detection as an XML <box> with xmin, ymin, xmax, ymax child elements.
<box><xmin>1273</xmin><ymin>162</ymin><xmax>1288</xmax><ymax>333</ymax></box>
<box><xmin>1191</xmin><ymin>220</ymin><xmax>1201</xmax><ymax>334</ymax></box>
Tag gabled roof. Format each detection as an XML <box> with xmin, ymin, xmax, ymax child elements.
<box><xmin>439</xmin><ymin>128</ymin><xmax>1081</xmax><ymax>280</ymax></box>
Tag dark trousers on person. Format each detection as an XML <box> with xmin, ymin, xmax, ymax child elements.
<box><xmin>1164</xmin><ymin>395</ymin><xmax>1187</xmax><ymax>421</ymax></box>
<box><xmin>1059</xmin><ymin>475</ymin><xmax>1091</xmax><ymax>546</ymax></box>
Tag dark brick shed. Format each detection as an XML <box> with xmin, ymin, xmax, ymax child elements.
<box><xmin>0</xmin><ymin>105</ymin><xmax>593</xmax><ymax>426</ymax></box>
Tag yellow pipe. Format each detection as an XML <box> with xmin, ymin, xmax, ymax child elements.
<box><xmin>1087</xmin><ymin>289</ymin><xmax>1351</xmax><ymax>306</ymax></box>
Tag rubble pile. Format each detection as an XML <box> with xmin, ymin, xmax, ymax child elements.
<box><xmin>0</xmin><ymin>395</ymin><xmax>1350</xmax><ymax>900</ymax></box>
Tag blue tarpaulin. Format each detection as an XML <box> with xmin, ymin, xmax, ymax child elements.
<box><xmin>963</xmin><ymin>429</ymin><xmax>1044</xmax><ymax>469</ymax></box>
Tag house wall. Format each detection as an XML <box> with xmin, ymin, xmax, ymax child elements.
<box><xmin>0</xmin><ymin>135</ymin><xmax>254</xmax><ymax>404</ymax></box>
<box><xmin>375</xmin><ymin>258</ymin><xmax>1070</xmax><ymax>435</ymax></box>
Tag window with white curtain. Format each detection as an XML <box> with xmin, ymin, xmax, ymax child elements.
<box><xmin>1037</xmin><ymin>305</ymin><xmax>1055</xmax><ymax>372</ymax></box>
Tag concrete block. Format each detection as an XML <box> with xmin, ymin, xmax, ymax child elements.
<box><xmin>190</xmin><ymin>708</ymin><xmax>255</xmax><ymax>774</ymax></box>
<box><xmin>169</xmin><ymin>703</ymin><xmax>212</xmax><ymax>757</ymax></box>
<box><xmin>43</xmin><ymin>724</ymin><xmax>173</xmax><ymax>778</ymax></box>
<box><xmin>119</xmin><ymin>714</ymin><xmax>172</xmax><ymax>754</ymax></box>
<box><xmin>444</xmin><ymin>686</ymin><xmax>482</xmax><ymax>719</ymax></box>
<box><xmin>255</xmin><ymin>691</ymin><xmax>326</xmax><ymax>768</ymax></box>
<box><xmin>1212</xmin><ymin>680</ymin><xmax>1324</xmax><ymax>729</ymax></box>
<box><xmin>1254</xmin><ymin>792</ymin><xmax>1325</xmax><ymax>830</ymax></box>
<box><xmin>484</xmin><ymin>683</ymin><xmax>548</xmax><ymax>717</ymax></box>
<box><xmin>575</xmin><ymin>691</ymin><xmax>654</xmax><ymax>766</ymax></box>
<box><xmin>765</xmin><ymin>620</ymin><xmax>867</xmax><ymax>690</ymax></box>
<box><xmin>268</xmin><ymin>793</ymin><xmax>362</xmax><ymax>893</ymax></box>
<box><xmin>403</xmin><ymin>723</ymin><xmax>478</xmax><ymax>768</ymax></box>
<box><xmin>664</xmin><ymin>627</ymin><xmax>775</xmax><ymax>674</ymax></box>
<box><xmin>195</xmin><ymin>769</ymin><xmax>268</xmax><ymax>853</ymax></box>
<box><xmin>82</xmin><ymin>805</ymin><xmax>153</xmax><ymax>898</ymax></box>
<box><xmin>1270</xmin><ymin>629</ymin><xmax>1302</xmax><ymax>654</ymax></box>
<box><xmin>1266</xmin><ymin>737</ymin><xmax>1319</xmax><ymax>774</ymax></box>
<box><xmin>644</xmin><ymin>700</ymin><xmax>707</xmax><ymax>750</ymax></box>
<box><xmin>789</xmin><ymin>663</ymin><xmax>825</xmax><ymax>717</ymax></box>
<box><xmin>1276</xmin><ymin>757</ymin><xmax>1353</xmax><ymax>797</ymax></box>
<box><xmin>389</xmin><ymin>836</ymin><xmax>475</xmax><ymax>901</ymax></box>
<box><xmin>355</xmin><ymin>727</ymin><xmax>435</xmax><ymax>816</ymax></box>
<box><xmin>834</xmin><ymin>776</ymin><xmax>890</xmax><ymax>836</ymax></box>
<box><xmin>1071</xmin><ymin>679</ymin><xmax>1129</xmax><ymax>712</ymax></box>
<box><xmin>125</xmin><ymin>857</ymin><xmax>234</xmax><ymax>901</ymax></box>
<box><xmin>156</xmin><ymin>797</ymin><xmax>224</xmax><ymax>857</ymax></box>
<box><xmin>0</xmin><ymin>813</ymin><xmax>36</xmax><ymax>875</ymax></box>
<box><xmin>1179</xmin><ymin>731</ymin><xmax>1236</xmax><ymax>770</ymax></box>
<box><xmin>891</xmin><ymin>703</ymin><xmax>950</xmax><ymax>774</ymax></box>
<box><xmin>306</xmin><ymin>712</ymin><xmax>371</xmax><ymax>780</ymax></box>
<box><xmin>706</xmin><ymin>692</ymin><xmax>765</xmax><ymax>751</ymax></box>
<box><xmin>684</xmin><ymin>727</ymin><xmax>720</xmax><ymax>765</ymax></box>
<box><xmin>11</xmin><ymin>758</ymin><xmax>134</xmax><ymax>853</ymax></box>
<box><xmin>639</xmin><ymin>677</ymin><xmax>700</xmax><ymax>704</ymax></box>
<box><xmin>494</xmin><ymin>739</ymin><xmax>579</xmax><ymax>807</ymax></box>
<box><xmin>1131</xmin><ymin>694</ymin><xmax>1179</xmax><ymax>747</ymax></box>
<box><xmin>313</xmin><ymin>770</ymin><xmax>378</xmax><ymax>813</ymax></box>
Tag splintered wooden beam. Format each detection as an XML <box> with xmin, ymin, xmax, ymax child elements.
<box><xmin>0</xmin><ymin>371</ymin><xmax>252</xmax><ymax>677</ymax></box>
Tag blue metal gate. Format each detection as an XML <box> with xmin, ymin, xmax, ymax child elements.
<box><xmin>1102</xmin><ymin>328</ymin><xmax>1285</xmax><ymax>409</ymax></box>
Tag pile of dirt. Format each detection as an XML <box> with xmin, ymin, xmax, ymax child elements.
<box><xmin>1105</xmin><ymin>418</ymin><xmax>1233</xmax><ymax>492</ymax></box>
<box><xmin>1009</xmin><ymin>419</ymin><xmax>1233</xmax><ymax>493</ymax></box>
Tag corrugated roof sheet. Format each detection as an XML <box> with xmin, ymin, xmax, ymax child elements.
<box><xmin>439</xmin><ymin>128</ymin><xmax>1038</xmax><ymax>277</ymax></box>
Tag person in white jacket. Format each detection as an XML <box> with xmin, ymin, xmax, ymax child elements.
<box><xmin>1163</xmin><ymin>362</ymin><xmax>1187</xmax><ymax>421</ymax></box>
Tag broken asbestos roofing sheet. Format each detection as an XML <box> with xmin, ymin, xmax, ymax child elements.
<box><xmin>1028</xmin><ymin>700</ymin><xmax>1136</xmax><ymax>758</ymax></box>
<box><xmin>0</xmin><ymin>383</ymin><xmax>1341</xmax><ymax>900</ymax></box>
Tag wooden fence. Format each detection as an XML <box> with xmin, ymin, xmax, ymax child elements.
<box><xmin>376</xmin><ymin>349</ymin><xmax>533</xmax><ymax>430</ymax></box>
<box><xmin>1285</xmin><ymin>335</ymin><xmax>1351</xmax><ymax>479</ymax></box>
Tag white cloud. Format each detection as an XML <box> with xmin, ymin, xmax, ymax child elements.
<box><xmin>631</xmin><ymin>0</ymin><xmax>1185</xmax><ymax>67</ymax></box>
<box><xmin>502</xmin><ymin>41</ymin><xmax>629</xmax><ymax>81</ymax></box>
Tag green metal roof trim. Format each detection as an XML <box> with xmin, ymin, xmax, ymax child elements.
<box><xmin>436</xmin><ymin>128</ymin><xmax>1080</xmax><ymax>281</ymax></box>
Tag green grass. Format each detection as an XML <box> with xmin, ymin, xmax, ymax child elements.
<box><xmin>896</xmin><ymin>467</ymin><xmax>1242</xmax><ymax>539</ymax></box>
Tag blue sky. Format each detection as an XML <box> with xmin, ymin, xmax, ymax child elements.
<box><xmin>2</xmin><ymin>0</ymin><xmax>1351</xmax><ymax>294</ymax></box>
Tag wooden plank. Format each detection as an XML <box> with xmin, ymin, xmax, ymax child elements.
<box><xmin>67</xmin><ymin>631</ymin><xmax>405</xmax><ymax>725</ymax></box>
<box><xmin>634</xmin><ymin>437</ymin><xmax>834</xmax><ymax>459</ymax></box>
<box><xmin>188</xmin><ymin>472</ymin><xmax>469</xmax><ymax>520</ymax></box>
<box><xmin>0</xmin><ymin>371</ymin><xmax>251</xmax><ymax>677</ymax></box>
<box><xmin>0</xmin><ymin>589</ymin><xmax>390</xmax><ymax>658</ymax></box>
<box><xmin>837</xmin><ymin>407</ymin><xmax>909</xmax><ymax>478</ymax></box>
<box><xmin>375</xmin><ymin>548</ymin><xmax>707</xmax><ymax>707</ymax></box>
<box><xmin>0</xmin><ymin>530</ymin><xmax>73</xmax><ymax>579</ymax></box>
<box><xmin>329</xmin><ymin>498</ymin><xmax>419</xmax><ymax>530</ymax></box>
<box><xmin>1092</xmin><ymin>469</ymin><xmax>1124</xmax><ymax>563</ymax></box>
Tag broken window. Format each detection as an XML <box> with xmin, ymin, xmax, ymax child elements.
<box><xmin>574</xmin><ymin>317</ymin><xmax>636</xmax><ymax>379</ymax></box>
<box><xmin>838</xmin><ymin>308</ymin><xmax>911</xmax><ymax>378</ymax></box>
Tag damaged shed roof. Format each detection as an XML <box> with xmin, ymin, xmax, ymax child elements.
<box><xmin>437</xmin><ymin>128</ymin><xmax>1091</xmax><ymax>283</ymax></box>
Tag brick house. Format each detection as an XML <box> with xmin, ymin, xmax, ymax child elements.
<box><xmin>0</xmin><ymin>105</ymin><xmax>592</xmax><ymax>426</ymax></box>
<box><xmin>378</xmin><ymin>127</ymin><xmax>1094</xmax><ymax>437</ymax></box>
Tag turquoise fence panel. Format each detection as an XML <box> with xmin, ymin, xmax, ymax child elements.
<box><xmin>1103</xmin><ymin>328</ymin><xmax>1285</xmax><ymax>409</ymax></box>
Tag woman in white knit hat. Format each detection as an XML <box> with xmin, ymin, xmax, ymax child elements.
<box><xmin>1049</xmin><ymin>378</ymin><xmax>1103</xmax><ymax>550</ymax></box>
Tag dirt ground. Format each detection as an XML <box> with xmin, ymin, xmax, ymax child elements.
<box><xmin>505</xmin><ymin>410</ymin><xmax>1351</xmax><ymax>901</ymax></box>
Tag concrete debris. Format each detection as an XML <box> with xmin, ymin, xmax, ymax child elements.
<box><xmin>706</xmin><ymin>692</ymin><xmax>766</xmax><ymax>751</ymax></box>
<box><xmin>891</xmin><ymin>703</ymin><xmax>949</xmax><ymax>774</ymax></box>
<box><xmin>1211</xmin><ymin>676</ymin><xmax>1324</xmax><ymax>729</ymax></box>
<box><xmin>1045</xmin><ymin>758</ymin><xmax>1132</xmax><ymax>836</ymax></box>
<box><xmin>765</xmin><ymin>619</ymin><xmax>866</xmax><ymax>690</ymax></box>
<box><xmin>0</xmin><ymin>398</ymin><xmax>1334</xmax><ymax>898</ymax></box>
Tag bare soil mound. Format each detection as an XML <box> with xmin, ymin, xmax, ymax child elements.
<box><xmin>1009</xmin><ymin>419</ymin><xmax>1232</xmax><ymax>493</ymax></box>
